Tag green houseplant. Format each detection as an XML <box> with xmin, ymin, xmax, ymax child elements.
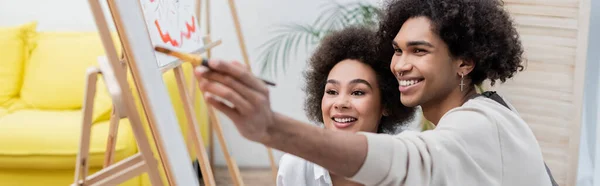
<box><xmin>255</xmin><ymin>1</ymin><xmax>381</xmax><ymax>78</ymax></box>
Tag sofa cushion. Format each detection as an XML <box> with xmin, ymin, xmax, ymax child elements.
<box><xmin>0</xmin><ymin>109</ymin><xmax>137</xmax><ymax>169</ymax></box>
<box><xmin>0</xmin><ymin>107</ymin><xmax>7</xmax><ymax>117</ymax></box>
<box><xmin>19</xmin><ymin>32</ymin><xmax>120</xmax><ymax>110</ymax></box>
<box><xmin>0</xmin><ymin>168</ymin><xmax>141</xmax><ymax>186</ymax></box>
<box><xmin>0</xmin><ymin>22</ymin><xmax>37</xmax><ymax>106</ymax></box>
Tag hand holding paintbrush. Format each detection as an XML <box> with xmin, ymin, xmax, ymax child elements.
<box><xmin>154</xmin><ymin>46</ymin><xmax>276</xmax><ymax>86</ymax></box>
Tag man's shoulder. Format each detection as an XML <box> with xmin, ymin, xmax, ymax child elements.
<box><xmin>441</xmin><ymin>96</ymin><xmax>516</xmax><ymax>125</ymax></box>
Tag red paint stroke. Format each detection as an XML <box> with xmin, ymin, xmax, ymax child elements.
<box><xmin>154</xmin><ymin>16</ymin><xmax>197</xmax><ymax>47</ymax></box>
<box><xmin>180</xmin><ymin>16</ymin><xmax>196</xmax><ymax>39</ymax></box>
<box><xmin>155</xmin><ymin>20</ymin><xmax>180</xmax><ymax>47</ymax></box>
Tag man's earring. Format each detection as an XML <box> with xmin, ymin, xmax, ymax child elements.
<box><xmin>460</xmin><ymin>72</ymin><xmax>465</xmax><ymax>92</ymax></box>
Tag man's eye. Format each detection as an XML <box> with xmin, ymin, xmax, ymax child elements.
<box><xmin>414</xmin><ymin>49</ymin><xmax>427</xmax><ymax>55</ymax></box>
<box><xmin>394</xmin><ymin>48</ymin><xmax>403</xmax><ymax>54</ymax></box>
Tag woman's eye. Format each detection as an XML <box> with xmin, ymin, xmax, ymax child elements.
<box><xmin>352</xmin><ymin>91</ymin><xmax>365</xmax><ymax>96</ymax></box>
<box><xmin>326</xmin><ymin>90</ymin><xmax>338</xmax><ymax>95</ymax></box>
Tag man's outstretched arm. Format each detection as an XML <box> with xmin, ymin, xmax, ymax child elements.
<box><xmin>267</xmin><ymin>113</ymin><xmax>367</xmax><ymax>177</ymax></box>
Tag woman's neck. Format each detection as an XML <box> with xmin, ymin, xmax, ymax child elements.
<box><xmin>330</xmin><ymin>173</ymin><xmax>363</xmax><ymax>186</ymax></box>
<box><xmin>422</xmin><ymin>86</ymin><xmax>477</xmax><ymax>125</ymax></box>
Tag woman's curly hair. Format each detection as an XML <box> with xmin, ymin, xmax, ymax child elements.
<box><xmin>303</xmin><ymin>26</ymin><xmax>415</xmax><ymax>134</ymax></box>
<box><xmin>376</xmin><ymin>0</ymin><xmax>524</xmax><ymax>86</ymax></box>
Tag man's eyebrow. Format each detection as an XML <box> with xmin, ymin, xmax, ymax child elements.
<box><xmin>406</xmin><ymin>40</ymin><xmax>434</xmax><ymax>47</ymax></box>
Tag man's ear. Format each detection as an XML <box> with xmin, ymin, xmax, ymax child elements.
<box><xmin>458</xmin><ymin>58</ymin><xmax>475</xmax><ymax>75</ymax></box>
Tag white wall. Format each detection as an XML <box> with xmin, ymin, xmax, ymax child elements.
<box><xmin>1</xmin><ymin>0</ymin><xmax>404</xmax><ymax>167</ymax></box>
<box><xmin>576</xmin><ymin>0</ymin><xmax>600</xmax><ymax>185</ymax></box>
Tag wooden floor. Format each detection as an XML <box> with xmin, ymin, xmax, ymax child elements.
<box><xmin>199</xmin><ymin>166</ymin><xmax>276</xmax><ymax>186</ymax></box>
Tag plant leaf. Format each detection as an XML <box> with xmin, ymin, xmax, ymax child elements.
<box><xmin>254</xmin><ymin>0</ymin><xmax>381</xmax><ymax>78</ymax></box>
<box><xmin>281</xmin><ymin>32</ymin><xmax>295</xmax><ymax>73</ymax></box>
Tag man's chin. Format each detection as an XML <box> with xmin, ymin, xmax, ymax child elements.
<box><xmin>400</xmin><ymin>96</ymin><xmax>420</xmax><ymax>107</ymax></box>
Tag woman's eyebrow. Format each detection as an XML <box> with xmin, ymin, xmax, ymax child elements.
<box><xmin>349</xmin><ymin>79</ymin><xmax>372</xmax><ymax>89</ymax></box>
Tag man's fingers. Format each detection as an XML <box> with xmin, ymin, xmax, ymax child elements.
<box><xmin>196</xmin><ymin>77</ymin><xmax>253</xmax><ymax>114</ymax></box>
<box><xmin>204</xmin><ymin>93</ymin><xmax>239</xmax><ymax>121</ymax></box>
<box><xmin>232</xmin><ymin>60</ymin><xmax>247</xmax><ymax>69</ymax></box>
<box><xmin>198</xmin><ymin>68</ymin><xmax>264</xmax><ymax>105</ymax></box>
<box><xmin>206</xmin><ymin>59</ymin><xmax>269</xmax><ymax>94</ymax></box>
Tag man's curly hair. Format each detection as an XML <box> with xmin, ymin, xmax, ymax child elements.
<box><xmin>376</xmin><ymin>0</ymin><xmax>524</xmax><ymax>86</ymax></box>
<box><xmin>303</xmin><ymin>26</ymin><xmax>415</xmax><ymax>134</ymax></box>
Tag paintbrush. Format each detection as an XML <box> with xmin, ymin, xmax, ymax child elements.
<box><xmin>154</xmin><ymin>46</ymin><xmax>276</xmax><ymax>86</ymax></box>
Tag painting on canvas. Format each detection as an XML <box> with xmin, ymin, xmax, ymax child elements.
<box><xmin>140</xmin><ymin>0</ymin><xmax>202</xmax><ymax>68</ymax></box>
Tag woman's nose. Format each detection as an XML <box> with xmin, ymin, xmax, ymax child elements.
<box><xmin>333</xmin><ymin>96</ymin><xmax>350</xmax><ymax>110</ymax></box>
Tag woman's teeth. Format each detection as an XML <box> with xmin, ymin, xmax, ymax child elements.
<box><xmin>399</xmin><ymin>79</ymin><xmax>422</xmax><ymax>86</ymax></box>
<box><xmin>333</xmin><ymin>117</ymin><xmax>357</xmax><ymax>123</ymax></box>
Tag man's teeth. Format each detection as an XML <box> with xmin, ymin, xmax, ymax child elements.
<box><xmin>333</xmin><ymin>117</ymin><xmax>357</xmax><ymax>123</ymax></box>
<box><xmin>399</xmin><ymin>79</ymin><xmax>421</xmax><ymax>86</ymax></box>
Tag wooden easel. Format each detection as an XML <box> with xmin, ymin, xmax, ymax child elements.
<box><xmin>75</xmin><ymin>0</ymin><xmax>253</xmax><ymax>185</ymax></box>
<box><xmin>75</xmin><ymin>0</ymin><xmax>277</xmax><ymax>185</ymax></box>
<box><xmin>72</xmin><ymin>55</ymin><xmax>166</xmax><ymax>186</ymax></box>
<box><xmin>199</xmin><ymin>0</ymin><xmax>279</xmax><ymax>183</ymax></box>
<box><xmin>74</xmin><ymin>0</ymin><xmax>209</xmax><ymax>185</ymax></box>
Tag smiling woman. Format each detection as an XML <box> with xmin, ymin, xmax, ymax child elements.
<box><xmin>303</xmin><ymin>26</ymin><xmax>415</xmax><ymax>135</ymax></box>
<box><xmin>322</xmin><ymin>60</ymin><xmax>383</xmax><ymax>133</ymax></box>
<box><xmin>276</xmin><ymin>26</ymin><xmax>416</xmax><ymax>186</ymax></box>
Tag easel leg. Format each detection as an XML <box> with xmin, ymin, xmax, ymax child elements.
<box><xmin>74</xmin><ymin>68</ymin><xmax>101</xmax><ymax>185</ymax></box>
<box><xmin>201</xmin><ymin>34</ymin><xmax>215</xmax><ymax>174</ymax></box>
<box><xmin>226</xmin><ymin>0</ymin><xmax>250</xmax><ymax>67</ymax></box>
<box><xmin>267</xmin><ymin>148</ymin><xmax>277</xmax><ymax>181</ymax></box>
<box><xmin>207</xmin><ymin>107</ymin><xmax>244</xmax><ymax>186</ymax></box>
<box><xmin>104</xmin><ymin>106</ymin><xmax>120</xmax><ymax>168</ymax></box>
<box><xmin>97</xmin><ymin>57</ymin><xmax>164</xmax><ymax>186</ymax></box>
<box><xmin>125</xmin><ymin>99</ymin><xmax>164</xmax><ymax>186</ymax></box>
<box><xmin>174</xmin><ymin>66</ymin><xmax>217</xmax><ymax>186</ymax></box>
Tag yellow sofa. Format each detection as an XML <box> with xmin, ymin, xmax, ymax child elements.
<box><xmin>0</xmin><ymin>22</ymin><xmax>210</xmax><ymax>185</ymax></box>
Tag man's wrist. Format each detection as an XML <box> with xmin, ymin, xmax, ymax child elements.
<box><xmin>260</xmin><ymin>112</ymin><xmax>283</xmax><ymax>147</ymax></box>
<box><xmin>262</xmin><ymin>112</ymin><xmax>303</xmax><ymax>151</ymax></box>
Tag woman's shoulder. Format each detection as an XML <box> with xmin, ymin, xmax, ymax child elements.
<box><xmin>278</xmin><ymin>153</ymin><xmax>329</xmax><ymax>186</ymax></box>
<box><xmin>278</xmin><ymin>153</ymin><xmax>312</xmax><ymax>177</ymax></box>
<box><xmin>279</xmin><ymin>153</ymin><xmax>309</xmax><ymax>168</ymax></box>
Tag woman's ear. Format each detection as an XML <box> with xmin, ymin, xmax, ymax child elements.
<box><xmin>382</xmin><ymin>109</ymin><xmax>389</xmax><ymax>116</ymax></box>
